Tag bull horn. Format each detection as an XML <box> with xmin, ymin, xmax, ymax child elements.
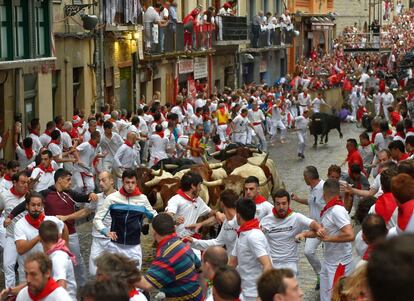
<box><xmin>225</xmin><ymin>149</ymin><xmax>237</xmax><ymax>155</ymax></box>
<box><xmin>209</xmin><ymin>150</ymin><xmax>221</xmax><ymax>157</ymax></box>
<box><xmin>248</xmin><ymin>147</ymin><xmax>260</xmax><ymax>153</ymax></box>
<box><xmin>259</xmin><ymin>177</ymin><xmax>272</xmax><ymax>186</ymax></box>
<box><xmin>144</xmin><ymin>176</ymin><xmax>161</xmax><ymax>187</ymax></box>
<box><xmin>164</xmin><ymin>164</ymin><xmax>179</xmax><ymax>170</ymax></box>
<box><xmin>151</xmin><ymin>163</ymin><xmax>163</xmax><ymax>177</ymax></box>
<box><xmin>260</xmin><ymin>153</ymin><xmax>269</xmax><ymax>168</ymax></box>
<box><xmin>114</xmin><ymin>169</ymin><xmax>123</xmax><ymax>179</ymax></box>
<box><xmin>202</xmin><ymin>179</ymin><xmax>223</xmax><ymax>187</ymax></box>
<box><xmin>209</xmin><ymin>162</ymin><xmax>224</xmax><ymax>169</ymax></box>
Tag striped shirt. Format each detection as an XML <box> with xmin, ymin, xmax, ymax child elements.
<box><xmin>145</xmin><ymin>234</ymin><xmax>202</xmax><ymax>301</ymax></box>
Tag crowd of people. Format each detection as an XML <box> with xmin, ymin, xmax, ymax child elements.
<box><xmin>0</xmin><ymin>5</ymin><xmax>414</xmax><ymax>301</ymax></box>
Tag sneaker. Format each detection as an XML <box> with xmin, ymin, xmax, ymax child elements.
<box><xmin>315</xmin><ymin>276</ymin><xmax>320</xmax><ymax>290</ymax></box>
<box><xmin>301</xmin><ymin>153</ymin><xmax>305</xmax><ymax>159</ymax></box>
<box><xmin>280</xmin><ymin>139</ymin><xmax>286</xmax><ymax>144</ymax></box>
<box><xmin>298</xmin><ymin>153</ymin><xmax>301</xmax><ymax>157</ymax></box>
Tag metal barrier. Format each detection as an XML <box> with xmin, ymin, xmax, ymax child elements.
<box><xmin>340</xmin><ymin>32</ymin><xmax>393</xmax><ymax>51</ymax></box>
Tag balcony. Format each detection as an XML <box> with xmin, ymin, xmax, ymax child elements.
<box><xmin>142</xmin><ymin>22</ymin><xmax>215</xmax><ymax>60</ymax></box>
<box><xmin>246</xmin><ymin>26</ymin><xmax>295</xmax><ymax>52</ymax></box>
<box><xmin>214</xmin><ymin>16</ymin><xmax>249</xmax><ymax>46</ymax></box>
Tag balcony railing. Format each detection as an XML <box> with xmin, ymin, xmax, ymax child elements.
<box><xmin>214</xmin><ymin>16</ymin><xmax>249</xmax><ymax>45</ymax></box>
<box><xmin>143</xmin><ymin>22</ymin><xmax>215</xmax><ymax>55</ymax></box>
<box><xmin>250</xmin><ymin>26</ymin><xmax>295</xmax><ymax>48</ymax></box>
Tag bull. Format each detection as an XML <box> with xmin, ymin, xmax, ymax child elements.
<box><xmin>309</xmin><ymin>112</ymin><xmax>343</xmax><ymax>146</ymax></box>
<box><xmin>208</xmin><ymin>143</ymin><xmax>261</xmax><ymax>161</ymax></box>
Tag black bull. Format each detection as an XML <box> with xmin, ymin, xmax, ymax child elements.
<box><xmin>309</xmin><ymin>112</ymin><xmax>343</xmax><ymax>146</ymax></box>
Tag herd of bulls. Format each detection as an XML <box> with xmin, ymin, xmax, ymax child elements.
<box><xmin>131</xmin><ymin>144</ymin><xmax>282</xmax><ymax>211</ymax></box>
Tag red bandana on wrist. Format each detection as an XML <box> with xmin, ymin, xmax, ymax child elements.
<box><xmin>25</xmin><ymin>213</ymin><xmax>45</xmax><ymax>229</ymax></box>
<box><xmin>236</xmin><ymin>218</ymin><xmax>260</xmax><ymax>237</ymax></box>
<box><xmin>124</xmin><ymin>140</ymin><xmax>134</xmax><ymax>148</ymax></box>
<box><xmin>177</xmin><ymin>189</ymin><xmax>196</xmax><ymax>203</ymax></box>
<box><xmin>4</xmin><ymin>173</ymin><xmax>12</xmax><ymax>181</ymax></box>
<box><xmin>24</xmin><ymin>147</ymin><xmax>34</xmax><ymax>160</ymax></box>
<box><xmin>272</xmin><ymin>207</ymin><xmax>293</xmax><ymax>219</ymax></box>
<box><xmin>89</xmin><ymin>140</ymin><xmax>98</xmax><ymax>148</ymax></box>
<box><xmin>39</xmin><ymin>164</ymin><xmax>54</xmax><ymax>173</ymax></box>
<box><xmin>254</xmin><ymin>195</ymin><xmax>267</xmax><ymax>204</ymax></box>
<box><xmin>119</xmin><ymin>187</ymin><xmax>141</xmax><ymax>197</ymax></box>
<box><xmin>10</xmin><ymin>186</ymin><xmax>26</xmax><ymax>198</ymax></box>
<box><xmin>28</xmin><ymin>277</ymin><xmax>60</xmax><ymax>301</ymax></box>
<box><xmin>320</xmin><ymin>197</ymin><xmax>344</xmax><ymax>217</ymax></box>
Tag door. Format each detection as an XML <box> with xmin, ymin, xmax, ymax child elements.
<box><xmin>119</xmin><ymin>67</ymin><xmax>132</xmax><ymax>110</ymax></box>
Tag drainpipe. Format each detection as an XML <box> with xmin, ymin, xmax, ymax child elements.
<box><xmin>95</xmin><ymin>0</ymin><xmax>105</xmax><ymax>112</ymax></box>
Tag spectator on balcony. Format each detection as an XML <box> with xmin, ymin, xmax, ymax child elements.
<box><xmin>167</xmin><ymin>1</ymin><xmax>178</xmax><ymax>32</ymax></box>
<box><xmin>217</xmin><ymin>3</ymin><xmax>232</xmax><ymax>41</ymax></box>
<box><xmin>183</xmin><ymin>8</ymin><xmax>201</xmax><ymax>51</ymax></box>
<box><xmin>252</xmin><ymin>11</ymin><xmax>264</xmax><ymax>48</ymax></box>
<box><xmin>265</xmin><ymin>12</ymin><xmax>275</xmax><ymax>46</ymax></box>
<box><xmin>143</xmin><ymin>3</ymin><xmax>167</xmax><ymax>53</ymax></box>
<box><xmin>201</xmin><ymin>6</ymin><xmax>215</xmax><ymax>49</ymax></box>
<box><xmin>159</xmin><ymin>5</ymin><xmax>169</xmax><ymax>52</ymax></box>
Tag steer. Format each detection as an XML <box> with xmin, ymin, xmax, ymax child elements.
<box><xmin>209</xmin><ymin>144</ymin><xmax>261</xmax><ymax>161</ymax></box>
<box><xmin>309</xmin><ymin>112</ymin><xmax>343</xmax><ymax>146</ymax></box>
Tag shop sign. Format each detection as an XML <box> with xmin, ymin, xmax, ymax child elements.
<box><xmin>259</xmin><ymin>60</ymin><xmax>267</xmax><ymax>73</ymax></box>
<box><xmin>194</xmin><ymin>57</ymin><xmax>208</xmax><ymax>79</ymax></box>
<box><xmin>178</xmin><ymin>59</ymin><xmax>194</xmax><ymax>74</ymax></box>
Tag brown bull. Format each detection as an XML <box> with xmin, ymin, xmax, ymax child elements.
<box><xmin>146</xmin><ymin>178</ymin><xmax>181</xmax><ymax>211</ymax></box>
<box><xmin>222</xmin><ymin>155</ymin><xmax>248</xmax><ymax>174</ymax></box>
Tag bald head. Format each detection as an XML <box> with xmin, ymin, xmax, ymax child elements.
<box><xmin>126</xmin><ymin>131</ymin><xmax>138</xmax><ymax>144</ymax></box>
<box><xmin>202</xmin><ymin>247</ymin><xmax>228</xmax><ymax>280</ymax></box>
<box><xmin>98</xmin><ymin>171</ymin><xmax>114</xmax><ymax>194</ymax></box>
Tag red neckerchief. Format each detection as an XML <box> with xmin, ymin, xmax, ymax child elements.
<box><xmin>396</xmin><ymin>131</ymin><xmax>405</xmax><ymax>139</ymax></box>
<box><xmin>124</xmin><ymin>140</ymin><xmax>134</xmax><ymax>148</ymax></box>
<box><xmin>24</xmin><ymin>147</ymin><xmax>34</xmax><ymax>160</ymax></box>
<box><xmin>69</xmin><ymin>128</ymin><xmax>79</xmax><ymax>139</ymax></box>
<box><xmin>10</xmin><ymin>186</ymin><xmax>26</xmax><ymax>198</ymax></box>
<box><xmin>3</xmin><ymin>173</ymin><xmax>12</xmax><ymax>181</ymax></box>
<box><xmin>46</xmin><ymin>238</ymin><xmax>77</xmax><ymax>265</ymax></box>
<box><xmin>119</xmin><ymin>187</ymin><xmax>141</xmax><ymax>197</ymax></box>
<box><xmin>236</xmin><ymin>218</ymin><xmax>260</xmax><ymax>237</ymax></box>
<box><xmin>399</xmin><ymin>153</ymin><xmax>410</xmax><ymax>161</ymax></box>
<box><xmin>320</xmin><ymin>196</ymin><xmax>344</xmax><ymax>217</ymax></box>
<box><xmin>253</xmin><ymin>107</ymin><xmax>259</xmax><ymax>112</ymax></box>
<box><xmin>362</xmin><ymin>244</ymin><xmax>375</xmax><ymax>261</ymax></box>
<box><xmin>38</xmin><ymin>164</ymin><xmax>54</xmax><ymax>173</ymax></box>
<box><xmin>397</xmin><ymin>199</ymin><xmax>414</xmax><ymax>231</ymax></box>
<box><xmin>194</xmin><ymin>132</ymin><xmax>203</xmax><ymax>139</ymax></box>
<box><xmin>177</xmin><ymin>189</ymin><xmax>196</xmax><ymax>203</ymax></box>
<box><xmin>155</xmin><ymin>131</ymin><xmax>164</xmax><ymax>138</ymax></box>
<box><xmin>25</xmin><ymin>212</ymin><xmax>45</xmax><ymax>229</ymax></box>
<box><xmin>129</xmin><ymin>289</ymin><xmax>140</xmax><ymax>298</ymax></box>
<box><xmin>103</xmin><ymin>111</ymin><xmax>110</xmax><ymax>115</ymax></box>
<box><xmin>28</xmin><ymin>277</ymin><xmax>60</xmax><ymax>301</ymax></box>
<box><xmin>371</xmin><ymin>130</ymin><xmax>379</xmax><ymax>143</ymax></box>
<box><xmin>218</xmin><ymin>106</ymin><xmax>226</xmax><ymax>115</ymax></box>
<box><xmin>254</xmin><ymin>195</ymin><xmax>267</xmax><ymax>204</ymax></box>
<box><xmin>407</xmin><ymin>127</ymin><xmax>414</xmax><ymax>133</ymax></box>
<box><xmin>375</xmin><ymin>192</ymin><xmax>397</xmax><ymax>223</ymax></box>
<box><xmin>89</xmin><ymin>140</ymin><xmax>98</xmax><ymax>148</ymax></box>
<box><xmin>385</xmin><ymin>129</ymin><xmax>393</xmax><ymax>137</ymax></box>
<box><xmin>156</xmin><ymin>233</ymin><xmax>177</xmax><ymax>256</ymax></box>
<box><xmin>44</xmin><ymin>130</ymin><xmax>52</xmax><ymax>137</ymax></box>
<box><xmin>49</xmin><ymin>140</ymin><xmax>60</xmax><ymax>146</ymax></box>
<box><xmin>349</xmin><ymin>174</ymin><xmax>362</xmax><ymax>190</ymax></box>
<box><xmin>272</xmin><ymin>207</ymin><xmax>293</xmax><ymax>219</ymax></box>
<box><xmin>30</xmin><ymin>130</ymin><xmax>40</xmax><ymax>136</ymax></box>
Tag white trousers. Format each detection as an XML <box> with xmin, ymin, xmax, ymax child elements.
<box><xmin>89</xmin><ymin>236</ymin><xmax>111</xmax><ymax>275</ymax></box>
<box><xmin>71</xmin><ymin>171</ymin><xmax>95</xmax><ymax>194</ymax></box>
<box><xmin>271</xmin><ymin>120</ymin><xmax>286</xmax><ymax>140</ymax></box>
<box><xmin>383</xmin><ymin>105</ymin><xmax>390</xmax><ymax>121</ymax></box>
<box><xmin>3</xmin><ymin>236</ymin><xmax>18</xmax><ymax>288</ymax></box>
<box><xmin>374</xmin><ymin>103</ymin><xmax>381</xmax><ymax>116</ymax></box>
<box><xmin>217</xmin><ymin>124</ymin><xmax>228</xmax><ymax>142</ymax></box>
<box><xmin>320</xmin><ymin>261</ymin><xmax>353</xmax><ymax>301</ymax></box>
<box><xmin>304</xmin><ymin>238</ymin><xmax>322</xmax><ymax>276</ymax></box>
<box><xmin>297</xmin><ymin>130</ymin><xmax>307</xmax><ymax>155</ymax></box>
<box><xmin>108</xmin><ymin>242</ymin><xmax>142</xmax><ymax>269</ymax></box>
<box><xmin>69</xmin><ymin>233</ymin><xmax>87</xmax><ymax>287</ymax></box>
<box><xmin>232</xmin><ymin>132</ymin><xmax>247</xmax><ymax>145</ymax></box>
<box><xmin>351</xmin><ymin>103</ymin><xmax>358</xmax><ymax>120</ymax></box>
<box><xmin>273</xmin><ymin>261</ymin><xmax>299</xmax><ymax>277</ymax></box>
<box><xmin>253</xmin><ymin>124</ymin><xmax>267</xmax><ymax>152</ymax></box>
<box><xmin>0</xmin><ymin>216</ymin><xmax>6</xmax><ymax>248</ymax></box>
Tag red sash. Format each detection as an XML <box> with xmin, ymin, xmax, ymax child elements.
<box><xmin>25</xmin><ymin>213</ymin><xmax>45</xmax><ymax>229</ymax></box>
<box><xmin>236</xmin><ymin>219</ymin><xmax>260</xmax><ymax>237</ymax></box>
<box><xmin>28</xmin><ymin>278</ymin><xmax>60</xmax><ymax>301</ymax></box>
<box><xmin>320</xmin><ymin>197</ymin><xmax>344</xmax><ymax>218</ymax></box>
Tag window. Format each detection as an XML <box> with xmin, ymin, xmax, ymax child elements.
<box><xmin>13</xmin><ymin>1</ymin><xmax>28</xmax><ymax>58</ymax></box>
<box><xmin>0</xmin><ymin>3</ymin><xmax>11</xmax><ymax>60</ymax></box>
<box><xmin>24</xmin><ymin>74</ymin><xmax>37</xmax><ymax>125</ymax></box>
<box><xmin>73</xmin><ymin>68</ymin><xmax>82</xmax><ymax>111</ymax></box>
<box><xmin>34</xmin><ymin>0</ymin><xmax>50</xmax><ymax>57</ymax></box>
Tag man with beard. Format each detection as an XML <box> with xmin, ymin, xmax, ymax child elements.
<box><xmin>16</xmin><ymin>252</ymin><xmax>72</xmax><ymax>301</ymax></box>
<box><xmin>261</xmin><ymin>189</ymin><xmax>324</xmax><ymax>276</ymax></box>
<box><xmin>14</xmin><ymin>192</ymin><xmax>67</xmax><ymax>285</ymax></box>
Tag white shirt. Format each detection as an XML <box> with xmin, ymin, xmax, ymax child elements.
<box><xmin>49</xmin><ymin>250</ymin><xmax>77</xmax><ymax>301</ymax></box>
<box><xmin>29</xmin><ymin>133</ymin><xmax>43</xmax><ymax>153</ymax></box>
<box><xmin>308</xmin><ymin>180</ymin><xmax>325</xmax><ymax>222</ymax></box>
<box><xmin>248</xmin><ymin>109</ymin><xmax>265</xmax><ymax>124</ymax></box>
<box><xmin>311</xmin><ymin>97</ymin><xmax>326</xmax><ymax>113</ymax></box>
<box><xmin>89</xmin><ymin>192</ymin><xmax>113</xmax><ymax>239</ymax></box>
<box><xmin>73</xmin><ymin>142</ymin><xmax>99</xmax><ymax>174</ymax></box>
<box><xmin>261</xmin><ymin>212</ymin><xmax>313</xmax><ymax>265</ymax></box>
<box><xmin>255</xmin><ymin>201</ymin><xmax>274</xmax><ymax>221</ymax></box>
<box><xmin>0</xmin><ymin>177</ymin><xmax>13</xmax><ymax>194</ymax></box>
<box><xmin>295</xmin><ymin>116</ymin><xmax>309</xmax><ymax>130</ymax></box>
<box><xmin>232</xmin><ymin>228</ymin><xmax>271</xmax><ymax>299</ymax></box>
<box><xmin>16</xmin><ymin>145</ymin><xmax>37</xmax><ymax>169</ymax></box>
<box><xmin>116</xmin><ymin>119</ymin><xmax>131</xmax><ymax>139</ymax></box>
<box><xmin>0</xmin><ymin>189</ymin><xmax>26</xmax><ymax>237</ymax></box>
<box><xmin>195</xmin><ymin>98</ymin><xmax>206</xmax><ymax>109</ymax></box>
<box><xmin>271</xmin><ymin>105</ymin><xmax>283</xmax><ymax>122</ymax></box>
<box><xmin>14</xmin><ymin>215</ymin><xmax>64</xmax><ymax>275</ymax></box>
<box><xmin>297</xmin><ymin>93</ymin><xmax>311</xmax><ymax>107</ymax></box>
<box><xmin>166</xmin><ymin>194</ymin><xmax>211</xmax><ymax>237</ymax></box>
<box><xmin>114</xmin><ymin>143</ymin><xmax>139</xmax><ymax>170</ymax></box>
<box><xmin>374</xmin><ymin>132</ymin><xmax>393</xmax><ymax>152</ymax></box>
<box><xmin>16</xmin><ymin>286</ymin><xmax>72</xmax><ymax>301</ymax></box>
<box><xmin>100</xmin><ymin>132</ymin><xmax>124</xmax><ymax>162</ymax></box>
<box><xmin>149</xmin><ymin>133</ymin><xmax>169</xmax><ymax>162</ymax></box>
<box><xmin>48</xmin><ymin>142</ymin><xmax>63</xmax><ymax>168</ymax></box>
<box><xmin>60</xmin><ymin>131</ymin><xmax>73</xmax><ymax>151</ymax></box>
<box><xmin>39</xmin><ymin>133</ymin><xmax>52</xmax><ymax>147</ymax></box>
<box><xmin>31</xmin><ymin>167</ymin><xmax>55</xmax><ymax>192</ymax></box>
<box><xmin>232</xmin><ymin>115</ymin><xmax>250</xmax><ymax>133</ymax></box>
<box><xmin>171</xmin><ymin>106</ymin><xmax>186</xmax><ymax>123</ymax></box>
<box><xmin>321</xmin><ymin>205</ymin><xmax>353</xmax><ymax>265</ymax></box>
<box><xmin>191</xmin><ymin>215</ymin><xmax>238</xmax><ymax>252</ymax></box>
<box><xmin>138</xmin><ymin>116</ymin><xmax>149</xmax><ymax>136</ymax></box>
<box><xmin>381</xmin><ymin>92</ymin><xmax>394</xmax><ymax>108</ymax></box>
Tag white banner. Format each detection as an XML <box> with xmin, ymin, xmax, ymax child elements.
<box><xmin>193</xmin><ymin>57</ymin><xmax>208</xmax><ymax>79</ymax></box>
<box><xmin>178</xmin><ymin>59</ymin><xmax>194</xmax><ymax>74</ymax></box>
